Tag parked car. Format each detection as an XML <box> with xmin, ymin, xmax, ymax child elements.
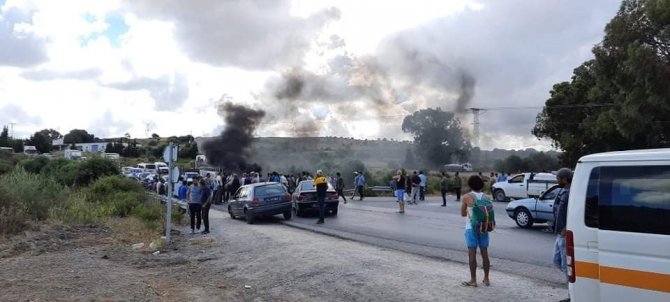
<box><xmin>444</xmin><ymin>163</ymin><xmax>473</xmax><ymax>172</ymax></box>
<box><xmin>492</xmin><ymin>172</ymin><xmax>557</xmax><ymax>202</ymax></box>
<box><xmin>292</xmin><ymin>180</ymin><xmax>339</xmax><ymax>217</ymax></box>
<box><xmin>227</xmin><ymin>182</ymin><xmax>292</xmax><ymax>224</ymax></box>
<box><xmin>505</xmin><ymin>185</ymin><xmax>561</xmax><ymax>228</ymax></box>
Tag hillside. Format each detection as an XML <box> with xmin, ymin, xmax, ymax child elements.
<box><xmin>196</xmin><ymin>136</ymin><xmax>559</xmax><ymax>173</ymax></box>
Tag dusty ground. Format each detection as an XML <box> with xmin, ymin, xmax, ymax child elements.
<box><xmin>0</xmin><ymin>211</ymin><xmax>568</xmax><ymax>302</ymax></box>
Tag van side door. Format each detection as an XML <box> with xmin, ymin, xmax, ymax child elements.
<box><xmin>592</xmin><ymin>165</ymin><xmax>670</xmax><ymax>301</ymax></box>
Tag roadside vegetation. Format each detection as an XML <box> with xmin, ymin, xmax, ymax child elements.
<box><xmin>0</xmin><ymin>155</ymin><xmax>172</xmax><ymax>238</ymax></box>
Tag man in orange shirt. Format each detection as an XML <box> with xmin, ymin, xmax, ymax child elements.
<box><xmin>314</xmin><ymin>170</ymin><xmax>328</xmax><ymax>224</ymax></box>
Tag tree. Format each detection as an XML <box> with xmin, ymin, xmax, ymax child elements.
<box><xmin>63</xmin><ymin>129</ymin><xmax>95</xmax><ymax>144</ymax></box>
<box><xmin>151</xmin><ymin>133</ymin><xmax>160</xmax><ymax>141</ymax></box>
<box><xmin>27</xmin><ymin>131</ymin><xmax>52</xmax><ymax>153</ymax></box>
<box><xmin>0</xmin><ymin>126</ymin><xmax>8</xmax><ymax>147</ymax></box>
<box><xmin>402</xmin><ymin>108</ymin><xmax>472</xmax><ymax>167</ymax></box>
<box><xmin>37</xmin><ymin>129</ymin><xmax>62</xmax><ymax>141</ymax></box>
<box><xmin>534</xmin><ymin>0</ymin><xmax>670</xmax><ymax>166</ymax></box>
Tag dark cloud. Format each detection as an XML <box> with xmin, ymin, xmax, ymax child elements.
<box><xmin>21</xmin><ymin>68</ymin><xmax>103</xmax><ymax>81</ymax></box>
<box><xmin>0</xmin><ymin>6</ymin><xmax>48</xmax><ymax>67</ymax></box>
<box><xmin>125</xmin><ymin>0</ymin><xmax>340</xmax><ymax>70</ymax></box>
<box><xmin>103</xmin><ymin>73</ymin><xmax>189</xmax><ymax>111</ymax></box>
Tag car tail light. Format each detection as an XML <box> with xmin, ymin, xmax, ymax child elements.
<box><xmin>566</xmin><ymin>230</ymin><xmax>575</xmax><ymax>283</ymax></box>
<box><xmin>251</xmin><ymin>197</ymin><xmax>260</xmax><ymax>207</ymax></box>
<box><xmin>284</xmin><ymin>193</ymin><xmax>291</xmax><ymax>201</ymax></box>
<box><xmin>330</xmin><ymin>192</ymin><xmax>338</xmax><ymax>199</ymax></box>
<box><xmin>298</xmin><ymin>194</ymin><xmax>306</xmax><ymax>201</ymax></box>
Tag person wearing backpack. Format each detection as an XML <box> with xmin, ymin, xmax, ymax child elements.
<box><xmin>460</xmin><ymin>175</ymin><xmax>495</xmax><ymax>287</ymax></box>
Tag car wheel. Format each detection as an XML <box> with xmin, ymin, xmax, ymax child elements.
<box><xmin>514</xmin><ymin>208</ymin><xmax>533</xmax><ymax>228</ymax></box>
<box><xmin>283</xmin><ymin>210</ymin><xmax>292</xmax><ymax>220</ymax></box>
<box><xmin>494</xmin><ymin>189</ymin><xmax>506</xmax><ymax>202</ymax></box>
<box><xmin>331</xmin><ymin>208</ymin><xmax>338</xmax><ymax>216</ymax></box>
<box><xmin>228</xmin><ymin>205</ymin><xmax>236</xmax><ymax>219</ymax></box>
<box><xmin>244</xmin><ymin>209</ymin><xmax>254</xmax><ymax>224</ymax></box>
<box><xmin>294</xmin><ymin>205</ymin><xmax>303</xmax><ymax>217</ymax></box>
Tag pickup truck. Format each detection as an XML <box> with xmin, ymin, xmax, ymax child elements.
<box><xmin>491</xmin><ymin>172</ymin><xmax>556</xmax><ymax>202</ymax></box>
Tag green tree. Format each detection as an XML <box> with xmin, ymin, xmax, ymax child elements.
<box><xmin>37</xmin><ymin>129</ymin><xmax>62</xmax><ymax>141</ymax></box>
<box><xmin>26</xmin><ymin>131</ymin><xmax>52</xmax><ymax>153</ymax></box>
<box><xmin>63</xmin><ymin>129</ymin><xmax>95</xmax><ymax>144</ymax></box>
<box><xmin>534</xmin><ymin>0</ymin><xmax>670</xmax><ymax>166</ymax></box>
<box><xmin>402</xmin><ymin>108</ymin><xmax>471</xmax><ymax>167</ymax></box>
<box><xmin>0</xmin><ymin>126</ymin><xmax>8</xmax><ymax>147</ymax></box>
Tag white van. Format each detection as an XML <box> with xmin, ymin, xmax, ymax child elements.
<box><xmin>567</xmin><ymin>149</ymin><xmax>670</xmax><ymax>302</ymax></box>
<box><xmin>137</xmin><ymin>163</ymin><xmax>157</xmax><ymax>174</ymax></box>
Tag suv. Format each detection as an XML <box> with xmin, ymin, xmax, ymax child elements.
<box><xmin>228</xmin><ymin>182</ymin><xmax>292</xmax><ymax>224</ymax></box>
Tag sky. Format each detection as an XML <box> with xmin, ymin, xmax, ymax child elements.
<box><xmin>0</xmin><ymin>0</ymin><xmax>622</xmax><ymax>150</ymax></box>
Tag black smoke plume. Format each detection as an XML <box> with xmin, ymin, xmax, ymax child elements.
<box><xmin>202</xmin><ymin>102</ymin><xmax>265</xmax><ymax>172</ymax></box>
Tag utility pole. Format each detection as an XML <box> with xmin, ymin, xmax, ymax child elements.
<box><xmin>469</xmin><ymin>108</ymin><xmax>484</xmax><ymax>148</ymax></box>
<box><xmin>8</xmin><ymin>122</ymin><xmax>17</xmax><ymax>139</ymax></box>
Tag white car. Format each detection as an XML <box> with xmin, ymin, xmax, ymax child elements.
<box><xmin>492</xmin><ymin>172</ymin><xmax>557</xmax><ymax>202</ymax></box>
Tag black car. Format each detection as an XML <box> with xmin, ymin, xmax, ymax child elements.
<box><xmin>292</xmin><ymin>180</ymin><xmax>339</xmax><ymax>217</ymax></box>
<box><xmin>228</xmin><ymin>182</ymin><xmax>292</xmax><ymax>224</ymax></box>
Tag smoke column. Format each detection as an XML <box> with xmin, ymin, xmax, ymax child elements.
<box><xmin>202</xmin><ymin>102</ymin><xmax>265</xmax><ymax>171</ymax></box>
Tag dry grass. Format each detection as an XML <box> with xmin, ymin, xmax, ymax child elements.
<box><xmin>105</xmin><ymin>216</ymin><xmax>164</xmax><ymax>251</ymax></box>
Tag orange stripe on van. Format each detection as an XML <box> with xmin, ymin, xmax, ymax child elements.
<box><xmin>575</xmin><ymin>261</ymin><xmax>670</xmax><ymax>293</ymax></box>
<box><xmin>575</xmin><ymin>261</ymin><xmax>599</xmax><ymax>279</ymax></box>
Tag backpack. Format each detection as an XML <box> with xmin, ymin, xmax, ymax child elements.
<box><xmin>469</xmin><ymin>193</ymin><xmax>495</xmax><ymax>233</ymax></box>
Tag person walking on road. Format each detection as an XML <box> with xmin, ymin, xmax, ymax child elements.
<box><xmin>200</xmin><ymin>178</ymin><xmax>212</xmax><ymax>235</ymax></box>
<box><xmin>440</xmin><ymin>172</ymin><xmax>450</xmax><ymax>207</ymax></box>
<box><xmin>392</xmin><ymin>169</ymin><xmax>406</xmax><ymax>213</ymax></box>
<box><xmin>553</xmin><ymin>168</ymin><xmax>572</xmax><ymax>302</ymax></box>
<box><xmin>336</xmin><ymin>172</ymin><xmax>347</xmax><ymax>204</ymax></box>
<box><xmin>314</xmin><ymin>170</ymin><xmax>328</xmax><ymax>224</ymax></box>
<box><xmin>418</xmin><ymin>171</ymin><xmax>427</xmax><ymax>201</ymax></box>
<box><xmin>410</xmin><ymin>171</ymin><xmax>420</xmax><ymax>205</ymax></box>
<box><xmin>351</xmin><ymin>171</ymin><xmax>366</xmax><ymax>201</ymax></box>
<box><xmin>187</xmin><ymin>176</ymin><xmax>204</xmax><ymax>234</ymax></box>
<box><xmin>453</xmin><ymin>172</ymin><xmax>462</xmax><ymax>202</ymax></box>
<box><xmin>460</xmin><ymin>175</ymin><xmax>492</xmax><ymax>287</ymax></box>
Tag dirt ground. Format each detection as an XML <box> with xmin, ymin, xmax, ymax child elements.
<box><xmin>0</xmin><ymin>210</ymin><xmax>568</xmax><ymax>302</ymax></box>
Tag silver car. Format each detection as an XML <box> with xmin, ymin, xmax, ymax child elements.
<box><xmin>505</xmin><ymin>185</ymin><xmax>561</xmax><ymax>228</ymax></box>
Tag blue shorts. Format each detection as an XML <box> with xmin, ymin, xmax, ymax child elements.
<box><xmin>395</xmin><ymin>190</ymin><xmax>405</xmax><ymax>202</ymax></box>
<box><xmin>465</xmin><ymin>229</ymin><xmax>489</xmax><ymax>249</ymax></box>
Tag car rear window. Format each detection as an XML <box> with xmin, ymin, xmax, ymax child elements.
<box><xmin>300</xmin><ymin>182</ymin><xmax>334</xmax><ymax>191</ymax></box>
<box><xmin>254</xmin><ymin>184</ymin><xmax>286</xmax><ymax>197</ymax></box>
<box><xmin>585</xmin><ymin>165</ymin><xmax>670</xmax><ymax>235</ymax></box>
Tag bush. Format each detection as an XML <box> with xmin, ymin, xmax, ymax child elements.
<box><xmin>18</xmin><ymin>156</ymin><xmax>50</xmax><ymax>174</ymax></box>
<box><xmin>43</xmin><ymin>158</ymin><xmax>81</xmax><ymax>186</ymax></box>
<box><xmin>76</xmin><ymin>158</ymin><xmax>120</xmax><ymax>186</ymax></box>
<box><xmin>0</xmin><ymin>169</ymin><xmax>67</xmax><ymax>221</ymax></box>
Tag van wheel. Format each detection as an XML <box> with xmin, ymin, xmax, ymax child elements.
<box><xmin>515</xmin><ymin>208</ymin><xmax>533</xmax><ymax>228</ymax></box>
<box><xmin>494</xmin><ymin>189</ymin><xmax>507</xmax><ymax>202</ymax></box>
<box><xmin>283</xmin><ymin>210</ymin><xmax>292</xmax><ymax>220</ymax></box>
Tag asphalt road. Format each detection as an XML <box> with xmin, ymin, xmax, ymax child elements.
<box><xmin>276</xmin><ymin>195</ymin><xmax>564</xmax><ymax>285</ymax></box>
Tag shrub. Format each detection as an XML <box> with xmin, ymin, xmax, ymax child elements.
<box><xmin>18</xmin><ymin>156</ymin><xmax>50</xmax><ymax>174</ymax></box>
<box><xmin>43</xmin><ymin>158</ymin><xmax>81</xmax><ymax>186</ymax></box>
<box><xmin>76</xmin><ymin>158</ymin><xmax>119</xmax><ymax>186</ymax></box>
<box><xmin>0</xmin><ymin>207</ymin><xmax>28</xmax><ymax>236</ymax></box>
<box><xmin>0</xmin><ymin>169</ymin><xmax>66</xmax><ymax>221</ymax></box>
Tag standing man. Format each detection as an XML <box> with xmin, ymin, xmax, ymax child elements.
<box><xmin>355</xmin><ymin>171</ymin><xmax>366</xmax><ymax>201</ymax></box>
<box><xmin>453</xmin><ymin>172</ymin><xmax>462</xmax><ymax>202</ymax></box>
<box><xmin>187</xmin><ymin>176</ymin><xmax>203</xmax><ymax>234</ymax></box>
<box><xmin>336</xmin><ymin>172</ymin><xmax>347</xmax><ymax>204</ymax></box>
<box><xmin>418</xmin><ymin>171</ymin><xmax>427</xmax><ymax>201</ymax></box>
<box><xmin>351</xmin><ymin>172</ymin><xmax>360</xmax><ymax>199</ymax></box>
<box><xmin>553</xmin><ymin>168</ymin><xmax>572</xmax><ymax>302</ymax></box>
<box><xmin>440</xmin><ymin>172</ymin><xmax>450</xmax><ymax>207</ymax></box>
<box><xmin>410</xmin><ymin>171</ymin><xmax>421</xmax><ymax>205</ymax></box>
<box><xmin>314</xmin><ymin>170</ymin><xmax>328</xmax><ymax>224</ymax></box>
<box><xmin>392</xmin><ymin>170</ymin><xmax>406</xmax><ymax>213</ymax></box>
<box><xmin>200</xmin><ymin>178</ymin><xmax>212</xmax><ymax>235</ymax></box>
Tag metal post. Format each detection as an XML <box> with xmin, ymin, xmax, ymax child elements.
<box><xmin>165</xmin><ymin>142</ymin><xmax>173</xmax><ymax>245</ymax></box>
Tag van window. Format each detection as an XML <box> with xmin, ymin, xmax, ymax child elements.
<box><xmin>590</xmin><ymin>166</ymin><xmax>670</xmax><ymax>235</ymax></box>
<box><xmin>584</xmin><ymin>168</ymin><xmax>600</xmax><ymax>228</ymax></box>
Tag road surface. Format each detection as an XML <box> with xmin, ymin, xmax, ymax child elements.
<box><xmin>240</xmin><ymin>195</ymin><xmax>564</xmax><ymax>285</ymax></box>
